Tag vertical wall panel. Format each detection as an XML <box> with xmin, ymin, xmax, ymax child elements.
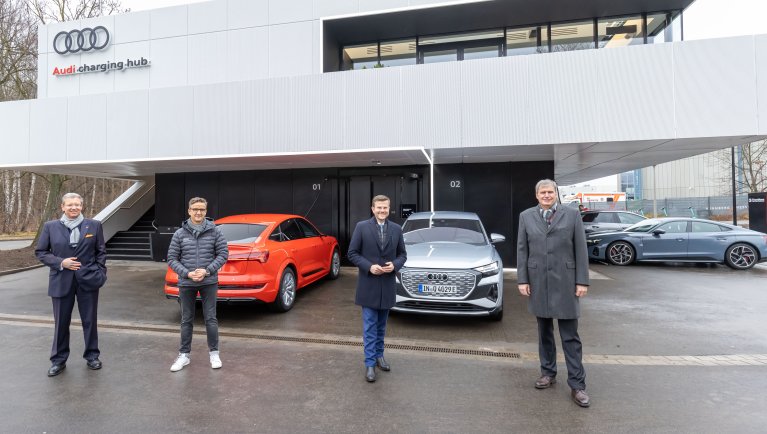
<box><xmin>0</xmin><ymin>101</ymin><xmax>30</xmax><ymax>164</ymax></box>
<box><xmin>185</xmin><ymin>172</ymin><xmax>220</xmax><ymax>219</ymax></box>
<box><xmin>150</xmin><ymin>37</ymin><xmax>188</xmax><ymax>88</ymax></box>
<box><xmin>114</xmin><ymin>42</ymin><xmax>151</xmax><ymax>92</ymax></box>
<box><xmin>29</xmin><ymin>98</ymin><xmax>68</xmax><ymax>163</ymax></box>
<box><xmin>675</xmin><ymin>37</ymin><xmax>758</xmax><ymax>138</ymax></box>
<box><xmin>269</xmin><ymin>0</ymin><xmax>313</xmax><ymax>24</ymax></box>
<box><xmin>291</xmin><ymin>73</ymin><xmax>344</xmax><ymax>151</ymax></box>
<box><xmin>313</xmin><ymin>0</ymin><xmax>358</xmax><ymax>18</ymax></box>
<box><xmin>228</xmin><ymin>0</ymin><xmax>268</xmax><ymax>30</ymax></box>
<box><xmin>188</xmin><ymin>32</ymin><xmax>228</xmax><ymax>85</ymax></box>
<box><xmin>150</xmin><ymin>5</ymin><xmax>188</xmax><ymax>39</ymax></box>
<box><xmin>67</xmin><ymin>94</ymin><xmax>108</xmax><ymax>161</ymax></box>
<box><xmin>114</xmin><ymin>10</ymin><xmax>150</xmax><ymax>44</ymax></box>
<box><xmin>528</xmin><ymin>49</ymin><xmax>600</xmax><ymax>145</ymax></box>
<box><xmin>240</xmin><ymin>78</ymin><xmax>292</xmax><ymax>153</ymax></box>
<box><xmin>359</xmin><ymin>0</ymin><xmax>408</xmax><ymax>12</ymax></box>
<box><xmin>155</xmin><ymin>173</ymin><xmax>186</xmax><ymax>227</ymax></box>
<box><xmin>149</xmin><ymin>87</ymin><xmax>194</xmax><ymax>158</ymax></box>
<box><xmin>107</xmin><ymin>90</ymin><xmax>150</xmax><ymax>160</ymax></box>
<box><xmin>597</xmin><ymin>44</ymin><xmax>675</xmax><ymax>142</ymax></box>
<box><xmin>269</xmin><ymin>21</ymin><xmax>314</xmax><ymax>77</ymax></box>
<box><xmin>756</xmin><ymin>35</ymin><xmax>767</xmax><ymax>135</ymax></box>
<box><xmin>226</xmin><ymin>27</ymin><xmax>269</xmax><ymax>82</ymax></box>
<box><xmin>460</xmin><ymin>56</ymin><xmax>529</xmax><ymax>147</ymax></box>
<box><xmin>401</xmin><ymin>62</ymin><xmax>461</xmax><ymax>149</ymax></box>
<box><xmin>188</xmin><ymin>0</ymin><xmax>227</xmax><ymax>34</ymax></box>
<box><xmin>193</xmin><ymin>82</ymin><xmax>243</xmax><ymax>155</ymax></box>
<box><xmin>342</xmin><ymin>67</ymin><xmax>403</xmax><ymax>149</ymax></box>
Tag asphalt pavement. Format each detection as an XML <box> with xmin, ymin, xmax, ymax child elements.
<box><xmin>0</xmin><ymin>261</ymin><xmax>766</xmax><ymax>433</ymax></box>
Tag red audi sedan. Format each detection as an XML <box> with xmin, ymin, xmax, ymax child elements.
<box><xmin>164</xmin><ymin>214</ymin><xmax>340</xmax><ymax>312</ymax></box>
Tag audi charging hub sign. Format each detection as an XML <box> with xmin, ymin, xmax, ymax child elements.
<box><xmin>51</xmin><ymin>26</ymin><xmax>151</xmax><ymax>76</ymax></box>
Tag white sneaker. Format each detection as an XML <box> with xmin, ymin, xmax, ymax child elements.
<box><xmin>170</xmin><ymin>353</ymin><xmax>190</xmax><ymax>372</ymax></box>
<box><xmin>209</xmin><ymin>351</ymin><xmax>222</xmax><ymax>369</ymax></box>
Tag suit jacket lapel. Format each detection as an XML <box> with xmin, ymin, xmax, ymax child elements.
<box><xmin>547</xmin><ymin>208</ymin><xmax>564</xmax><ymax>233</ymax></box>
<box><xmin>533</xmin><ymin>209</ymin><xmax>548</xmax><ymax>233</ymax></box>
<box><xmin>79</xmin><ymin>220</ymin><xmax>90</xmax><ymax>242</ymax></box>
<box><xmin>367</xmin><ymin>218</ymin><xmax>381</xmax><ymax>250</ymax></box>
<box><xmin>381</xmin><ymin>223</ymin><xmax>390</xmax><ymax>251</ymax></box>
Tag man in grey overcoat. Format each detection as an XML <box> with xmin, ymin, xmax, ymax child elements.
<box><xmin>517</xmin><ymin>179</ymin><xmax>591</xmax><ymax>407</ymax></box>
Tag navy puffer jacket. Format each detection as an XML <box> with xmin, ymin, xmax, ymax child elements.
<box><xmin>167</xmin><ymin>218</ymin><xmax>229</xmax><ymax>287</ymax></box>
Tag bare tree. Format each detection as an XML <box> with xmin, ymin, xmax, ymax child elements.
<box><xmin>714</xmin><ymin>140</ymin><xmax>767</xmax><ymax>194</ymax></box>
<box><xmin>26</xmin><ymin>0</ymin><xmax>123</xmax><ymax>23</ymax></box>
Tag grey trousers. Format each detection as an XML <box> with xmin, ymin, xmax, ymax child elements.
<box><xmin>537</xmin><ymin>317</ymin><xmax>586</xmax><ymax>390</ymax></box>
<box><xmin>178</xmin><ymin>283</ymin><xmax>219</xmax><ymax>353</ymax></box>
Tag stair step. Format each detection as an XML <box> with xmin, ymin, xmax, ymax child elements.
<box><xmin>106</xmin><ymin>242</ymin><xmax>148</xmax><ymax>249</ymax></box>
<box><xmin>107</xmin><ymin>254</ymin><xmax>153</xmax><ymax>261</ymax></box>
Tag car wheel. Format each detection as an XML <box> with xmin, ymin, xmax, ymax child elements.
<box><xmin>326</xmin><ymin>248</ymin><xmax>341</xmax><ymax>280</ymax></box>
<box><xmin>724</xmin><ymin>243</ymin><xmax>758</xmax><ymax>270</ymax></box>
<box><xmin>606</xmin><ymin>241</ymin><xmax>635</xmax><ymax>266</ymax></box>
<box><xmin>270</xmin><ymin>268</ymin><xmax>296</xmax><ymax>312</ymax></box>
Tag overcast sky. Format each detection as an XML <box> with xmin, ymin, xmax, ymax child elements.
<box><xmin>121</xmin><ymin>0</ymin><xmax>767</xmax><ymax>40</ymax></box>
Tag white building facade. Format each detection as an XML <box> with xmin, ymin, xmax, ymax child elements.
<box><xmin>1</xmin><ymin>0</ymin><xmax>766</xmax><ymax>263</ymax></box>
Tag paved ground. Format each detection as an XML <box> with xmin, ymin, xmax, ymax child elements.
<box><xmin>1</xmin><ymin>261</ymin><xmax>766</xmax><ymax>433</ymax></box>
<box><xmin>0</xmin><ymin>239</ymin><xmax>32</xmax><ymax>250</ymax></box>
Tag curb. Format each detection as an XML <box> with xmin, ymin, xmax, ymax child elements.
<box><xmin>0</xmin><ymin>264</ymin><xmax>45</xmax><ymax>277</ymax></box>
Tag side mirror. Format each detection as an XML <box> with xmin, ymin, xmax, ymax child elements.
<box><xmin>490</xmin><ymin>233</ymin><xmax>506</xmax><ymax>244</ymax></box>
<box><xmin>652</xmin><ymin>229</ymin><xmax>666</xmax><ymax>235</ymax></box>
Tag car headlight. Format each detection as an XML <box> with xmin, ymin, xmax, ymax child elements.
<box><xmin>474</xmin><ymin>261</ymin><xmax>499</xmax><ymax>277</ymax></box>
<box><xmin>586</xmin><ymin>238</ymin><xmax>601</xmax><ymax>245</ymax></box>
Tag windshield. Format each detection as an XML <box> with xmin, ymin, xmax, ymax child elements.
<box><xmin>402</xmin><ymin>218</ymin><xmax>487</xmax><ymax>246</ymax></box>
<box><xmin>624</xmin><ymin>219</ymin><xmax>661</xmax><ymax>233</ymax></box>
<box><xmin>217</xmin><ymin>223</ymin><xmax>268</xmax><ymax>243</ymax></box>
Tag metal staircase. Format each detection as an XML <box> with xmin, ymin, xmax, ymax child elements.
<box><xmin>106</xmin><ymin>207</ymin><xmax>154</xmax><ymax>261</ymax></box>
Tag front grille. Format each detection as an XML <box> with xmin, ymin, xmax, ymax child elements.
<box><xmin>397</xmin><ymin>300</ymin><xmax>486</xmax><ymax>312</ymax></box>
<box><xmin>400</xmin><ymin>269</ymin><xmax>478</xmax><ymax>298</ymax></box>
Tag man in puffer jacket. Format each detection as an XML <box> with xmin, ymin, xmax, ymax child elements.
<box><xmin>167</xmin><ymin>197</ymin><xmax>229</xmax><ymax>372</ymax></box>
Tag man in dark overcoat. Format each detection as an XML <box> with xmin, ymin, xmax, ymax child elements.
<box><xmin>347</xmin><ymin>195</ymin><xmax>407</xmax><ymax>383</ymax></box>
<box><xmin>35</xmin><ymin>192</ymin><xmax>107</xmax><ymax>377</ymax></box>
<box><xmin>517</xmin><ymin>179</ymin><xmax>591</xmax><ymax>407</ymax></box>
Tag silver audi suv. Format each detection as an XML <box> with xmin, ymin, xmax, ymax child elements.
<box><xmin>393</xmin><ymin>211</ymin><xmax>505</xmax><ymax>321</ymax></box>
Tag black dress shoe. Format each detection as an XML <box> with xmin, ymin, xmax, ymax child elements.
<box><xmin>535</xmin><ymin>375</ymin><xmax>556</xmax><ymax>389</ymax></box>
<box><xmin>376</xmin><ymin>357</ymin><xmax>390</xmax><ymax>372</ymax></box>
<box><xmin>365</xmin><ymin>366</ymin><xmax>376</xmax><ymax>382</ymax></box>
<box><xmin>571</xmin><ymin>389</ymin><xmax>590</xmax><ymax>408</ymax></box>
<box><xmin>86</xmin><ymin>358</ymin><xmax>102</xmax><ymax>370</ymax></box>
<box><xmin>47</xmin><ymin>363</ymin><xmax>66</xmax><ymax>377</ymax></box>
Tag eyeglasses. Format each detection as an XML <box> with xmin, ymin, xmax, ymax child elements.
<box><xmin>190</xmin><ymin>208</ymin><xmax>207</xmax><ymax>213</ymax></box>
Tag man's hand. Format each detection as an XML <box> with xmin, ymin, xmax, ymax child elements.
<box><xmin>576</xmin><ymin>285</ymin><xmax>588</xmax><ymax>297</ymax></box>
<box><xmin>62</xmin><ymin>257</ymin><xmax>81</xmax><ymax>270</ymax></box>
<box><xmin>369</xmin><ymin>264</ymin><xmax>384</xmax><ymax>275</ymax></box>
<box><xmin>518</xmin><ymin>284</ymin><xmax>530</xmax><ymax>296</ymax></box>
<box><xmin>187</xmin><ymin>269</ymin><xmax>206</xmax><ymax>282</ymax></box>
<box><xmin>381</xmin><ymin>261</ymin><xmax>394</xmax><ymax>273</ymax></box>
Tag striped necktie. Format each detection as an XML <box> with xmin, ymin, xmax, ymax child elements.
<box><xmin>543</xmin><ymin>209</ymin><xmax>553</xmax><ymax>226</ymax></box>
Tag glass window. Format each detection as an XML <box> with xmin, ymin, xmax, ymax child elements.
<box><xmin>296</xmin><ymin>218</ymin><xmax>320</xmax><ymax>237</ymax></box>
<box><xmin>594</xmin><ymin>213</ymin><xmax>618</xmax><ymax>223</ymax></box>
<box><xmin>658</xmin><ymin>221</ymin><xmax>688</xmax><ymax>234</ymax></box>
<box><xmin>379</xmin><ymin>39</ymin><xmax>416</xmax><ymax>67</ymax></box>
<box><xmin>279</xmin><ymin>219</ymin><xmax>304</xmax><ymax>241</ymax></box>
<box><xmin>506</xmin><ymin>26</ymin><xmax>548</xmax><ymax>56</ymax></box>
<box><xmin>691</xmin><ymin>222</ymin><xmax>723</xmax><ymax>233</ymax></box>
<box><xmin>618</xmin><ymin>213</ymin><xmax>645</xmax><ymax>225</ymax></box>
<box><xmin>419</xmin><ymin>29</ymin><xmax>504</xmax><ymax>46</ymax></box>
<box><xmin>550</xmin><ymin>20</ymin><xmax>594</xmax><ymax>52</ymax></box>
<box><xmin>598</xmin><ymin>15</ymin><xmax>644</xmax><ymax>48</ymax></box>
<box><xmin>464</xmin><ymin>45</ymin><xmax>501</xmax><ymax>61</ymax></box>
<box><xmin>422</xmin><ymin>49</ymin><xmax>458</xmax><ymax>64</ymax></box>
<box><xmin>342</xmin><ymin>42</ymin><xmax>380</xmax><ymax>70</ymax></box>
<box><xmin>217</xmin><ymin>224</ymin><xmax>267</xmax><ymax>244</ymax></box>
<box><xmin>648</xmin><ymin>11</ymin><xmax>683</xmax><ymax>44</ymax></box>
<box><xmin>402</xmin><ymin>218</ymin><xmax>487</xmax><ymax>246</ymax></box>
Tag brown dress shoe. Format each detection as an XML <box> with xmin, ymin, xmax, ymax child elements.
<box><xmin>535</xmin><ymin>375</ymin><xmax>556</xmax><ymax>389</ymax></box>
<box><xmin>571</xmin><ymin>389</ymin><xmax>590</xmax><ymax>407</ymax></box>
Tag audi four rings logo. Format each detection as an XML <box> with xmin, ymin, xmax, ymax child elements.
<box><xmin>53</xmin><ymin>26</ymin><xmax>110</xmax><ymax>55</ymax></box>
<box><xmin>427</xmin><ymin>273</ymin><xmax>449</xmax><ymax>281</ymax></box>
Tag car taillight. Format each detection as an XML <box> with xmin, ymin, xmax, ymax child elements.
<box><xmin>228</xmin><ymin>250</ymin><xmax>269</xmax><ymax>263</ymax></box>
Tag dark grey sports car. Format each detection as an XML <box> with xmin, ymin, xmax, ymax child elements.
<box><xmin>587</xmin><ymin>217</ymin><xmax>767</xmax><ymax>270</ymax></box>
<box><xmin>393</xmin><ymin>211</ymin><xmax>505</xmax><ymax>320</ymax></box>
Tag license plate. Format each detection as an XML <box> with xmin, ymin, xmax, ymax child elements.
<box><xmin>418</xmin><ymin>284</ymin><xmax>459</xmax><ymax>294</ymax></box>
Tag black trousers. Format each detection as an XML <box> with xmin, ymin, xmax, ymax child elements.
<box><xmin>51</xmin><ymin>280</ymin><xmax>100</xmax><ymax>364</ymax></box>
<box><xmin>537</xmin><ymin>317</ymin><xmax>586</xmax><ymax>390</ymax></box>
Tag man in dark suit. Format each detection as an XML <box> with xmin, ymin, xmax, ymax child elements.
<box><xmin>35</xmin><ymin>192</ymin><xmax>107</xmax><ymax>377</ymax></box>
<box><xmin>517</xmin><ymin>179</ymin><xmax>591</xmax><ymax>407</ymax></box>
<box><xmin>347</xmin><ymin>195</ymin><xmax>407</xmax><ymax>383</ymax></box>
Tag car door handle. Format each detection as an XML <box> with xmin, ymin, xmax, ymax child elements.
<box><xmin>676</xmin><ymin>238</ymin><xmax>685</xmax><ymax>242</ymax></box>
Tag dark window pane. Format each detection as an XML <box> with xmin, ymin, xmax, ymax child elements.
<box><xmin>464</xmin><ymin>45</ymin><xmax>500</xmax><ymax>60</ymax></box>
<box><xmin>691</xmin><ymin>222</ymin><xmax>723</xmax><ymax>233</ymax></box>
<box><xmin>506</xmin><ymin>25</ymin><xmax>548</xmax><ymax>56</ymax></box>
<box><xmin>659</xmin><ymin>221</ymin><xmax>688</xmax><ymax>233</ymax></box>
<box><xmin>551</xmin><ymin>20</ymin><xmax>594</xmax><ymax>52</ymax></box>
<box><xmin>217</xmin><ymin>223</ymin><xmax>267</xmax><ymax>243</ymax></box>
<box><xmin>296</xmin><ymin>218</ymin><xmax>320</xmax><ymax>237</ymax></box>
<box><xmin>618</xmin><ymin>213</ymin><xmax>645</xmax><ymax>224</ymax></box>
<box><xmin>379</xmin><ymin>39</ymin><xmax>416</xmax><ymax>67</ymax></box>
<box><xmin>422</xmin><ymin>49</ymin><xmax>457</xmax><ymax>64</ymax></box>
<box><xmin>280</xmin><ymin>219</ymin><xmax>304</xmax><ymax>241</ymax></box>
<box><xmin>598</xmin><ymin>15</ymin><xmax>644</xmax><ymax>48</ymax></box>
